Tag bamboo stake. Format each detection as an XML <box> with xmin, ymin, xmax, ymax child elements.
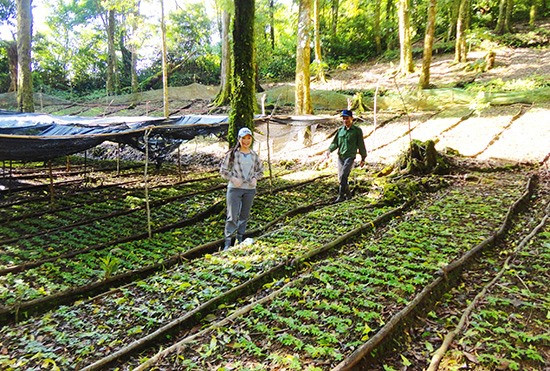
<box><xmin>48</xmin><ymin>160</ymin><xmax>54</xmax><ymax>204</ymax></box>
<box><xmin>144</xmin><ymin>129</ymin><xmax>153</xmax><ymax>239</ymax></box>
<box><xmin>84</xmin><ymin>150</ymin><xmax>88</xmax><ymax>182</ymax></box>
<box><xmin>372</xmin><ymin>79</ymin><xmax>380</xmax><ymax>154</ymax></box>
<box><xmin>66</xmin><ymin>156</ymin><xmax>70</xmax><ymax>172</ymax></box>
<box><xmin>177</xmin><ymin>145</ymin><xmax>182</xmax><ymax>181</ymax></box>
<box><xmin>116</xmin><ymin>143</ymin><xmax>121</xmax><ymax>176</ymax></box>
<box><xmin>427</xmin><ymin>202</ymin><xmax>549</xmax><ymax>371</ymax></box>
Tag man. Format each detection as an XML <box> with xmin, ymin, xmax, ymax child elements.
<box><xmin>326</xmin><ymin>109</ymin><xmax>367</xmax><ymax>202</ymax></box>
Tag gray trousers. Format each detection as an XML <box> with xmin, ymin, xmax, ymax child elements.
<box><xmin>224</xmin><ymin>187</ymin><xmax>256</xmax><ymax>239</ymax></box>
<box><xmin>338</xmin><ymin>156</ymin><xmax>355</xmax><ymax>197</ymax></box>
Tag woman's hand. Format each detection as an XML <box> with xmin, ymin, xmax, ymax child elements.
<box><xmin>231</xmin><ymin>177</ymin><xmax>243</xmax><ymax>187</ymax></box>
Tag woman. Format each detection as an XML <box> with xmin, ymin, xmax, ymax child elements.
<box><xmin>220</xmin><ymin>127</ymin><xmax>264</xmax><ymax>249</ymax></box>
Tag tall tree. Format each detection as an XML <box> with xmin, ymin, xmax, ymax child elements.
<box><xmin>160</xmin><ymin>0</ymin><xmax>169</xmax><ymax>117</ymax></box>
<box><xmin>455</xmin><ymin>0</ymin><xmax>468</xmax><ymax>62</ymax></box>
<box><xmin>269</xmin><ymin>0</ymin><xmax>275</xmax><ymax>49</ymax></box>
<box><xmin>330</xmin><ymin>0</ymin><xmax>338</xmax><ymax>36</ymax></box>
<box><xmin>398</xmin><ymin>0</ymin><xmax>414</xmax><ymax>74</ymax></box>
<box><xmin>504</xmin><ymin>0</ymin><xmax>514</xmax><ymax>32</ymax></box>
<box><xmin>229</xmin><ymin>0</ymin><xmax>255</xmax><ymax>147</ymax></box>
<box><xmin>213</xmin><ymin>2</ymin><xmax>232</xmax><ymax>106</ymax></box>
<box><xmin>16</xmin><ymin>0</ymin><xmax>33</xmax><ymax>112</ymax></box>
<box><xmin>0</xmin><ymin>0</ymin><xmax>17</xmax><ymax>92</ymax></box>
<box><xmin>105</xmin><ymin>8</ymin><xmax>117</xmax><ymax>94</ymax></box>
<box><xmin>295</xmin><ymin>0</ymin><xmax>312</xmax><ymax>115</ymax></box>
<box><xmin>313</xmin><ymin>0</ymin><xmax>326</xmax><ymax>83</ymax></box>
<box><xmin>374</xmin><ymin>0</ymin><xmax>382</xmax><ymax>55</ymax></box>
<box><xmin>419</xmin><ymin>0</ymin><xmax>437</xmax><ymax>88</ymax></box>
<box><xmin>494</xmin><ymin>0</ymin><xmax>509</xmax><ymax>34</ymax></box>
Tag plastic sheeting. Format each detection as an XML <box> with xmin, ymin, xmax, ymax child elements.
<box><xmin>0</xmin><ymin>111</ymin><xmax>229</xmax><ymax>161</ymax></box>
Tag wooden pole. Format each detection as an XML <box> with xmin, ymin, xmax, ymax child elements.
<box><xmin>144</xmin><ymin>129</ymin><xmax>153</xmax><ymax>238</ymax></box>
<box><xmin>84</xmin><ymin>150</ymin><xmax>88</xmax><ymax>182</ymax></box>
<box><xmin>116</xmin><ymin>143</ymin><xmax>121</xmax><ymax>176</ymax></box>
<box><xmin>66</xmin><ymin>156</ymin><xmax>70</xmax><ymax>172</ymax></box>
<box><xmin>48</xmin><ymin>160</ymin><xmax>54</xmax><ymax>204</ymax></box>
<box><xmin>177</xmin><ymin>145</ymin><xmax>182</xmax><ymax>181</ymax></box>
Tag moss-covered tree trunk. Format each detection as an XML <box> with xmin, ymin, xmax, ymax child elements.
<box><xmin>495</xmin><ymin>0</ymin><xmax>507</xmax><ymax>34</ymax></box>
<box><xmin>455</xmin><ymin>0</ymin><xmax>468</xmax><ymax>63</ymax></box>
<box><xmin>331</xmin><ymin>0</ymin><xmax>339</xmax><ymax>37</ymax></box>
<box><xmin>161</xmin><ymin>0</ymin><xmax>169</xmax><ymax>117</ymax></box>
<box><xmin>313</xmin><ymin>0</ymin><xmax>326</xmax><ymax>83</ymax></box>
<box><xmin>229</xmin><ymin>0</ymin><xmax>255</xmax><ymax>148</ymax></box>
<box><xmin>269</xmin><ymin>0</ymin><xmax>275</xmax><ymax>49</ymax></box>
<box><xmin>398</xmin><ymin>0</ymin><xmax>414</xmax><ymax>74</ymax></box>
<box><xmin>374</xmin><ymin>0</ymin><xmax>382</xmax><ymax>55</ymax></box>
<box><xmin>6</xmin><ymin>41</ymin><xmax>17</xmax><ymax>93</ymax></box>
<box><xmin>529</xmin><ymin>0</ymin><xmax>537</xmax><ymax>27</ymax></box>
<box><xmin>106</xmin><ymin>9</ymin><xmax>117</xmax><ymax>95</ymax></box>
<box><xmin>419</xmin><ymin>0</ymin><xmax>437</xmax><ymax>88</ymax></box>
<box><xmin>214</xmin><ymin>9</ymin><xmax>232</xmax><ymax>106</ymax></box>
<box><xmin>446</xmin><ymin>0</ymin><xmax>460</xmax><ymax>41</ymax></box>
<box><xmin>16</xmin><ymin>0</ymin><xmax>34</xmax><ymax>112</ymax></box>
<box><xmin>295</xmin><ymin>0</ymin><xmax>313</xmax><ymax>115</ymax></box>
<box><xmin>504</xmin><ymin>0</ymin><xmax>514</xmax><ymax>32</ymax></box>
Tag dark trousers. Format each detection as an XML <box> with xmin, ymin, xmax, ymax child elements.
<box><xmin>338</xmin><ymin>156</ymin><xmax>354</xmax><ymax>198</ymax></box>
<box><xmin>224</xmin><ymin>187</ymin><xmax>256</xmax><ymax>240</ymax></box>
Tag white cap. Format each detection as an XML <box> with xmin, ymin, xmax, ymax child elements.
<box><xmin>238</xmin><ymin>127</ymin><xmax>253</xmax><ymax>138</ymax></box>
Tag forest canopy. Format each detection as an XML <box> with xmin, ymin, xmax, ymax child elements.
<box><xmin>0</xmin><ymin>0</ymin><xmax>548</xmax><ymax>99</ymax></box>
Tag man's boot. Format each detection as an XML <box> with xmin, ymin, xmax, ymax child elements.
<box><xmin>224</xmin><ymin>237</ymin><xmax>232</xmax><ymax>250</ymax></box>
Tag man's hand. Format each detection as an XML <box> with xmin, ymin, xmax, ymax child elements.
<box><xmin>324</xmin><ymin>150</ymin><xmax>331</xmax><ymax>159</ymax></box>
<box><xmin>359</xmin><ymin>160</ymin><xmax>365</xmax><ymax>167</ymax></box>
<box><xmin>249</xmin><ymin>178</ymin><xmax>257</xmax><ymax>187</ymax></box>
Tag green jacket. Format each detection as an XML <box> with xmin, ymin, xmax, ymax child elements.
<box><xmin>328</xmin><ymin>124</ymin><xmax>367</xmax><ymax>160</ymax></box>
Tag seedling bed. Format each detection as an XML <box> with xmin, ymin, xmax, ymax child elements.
<box><xmin>0</xmin><ymin>178</ymin><xmax>392</xmax><ymax>369</ymax></box>
<box><xmin>0</xmin><ymin>173</ymin><xmax>219</xmax><ymax>223</ymax></box>
<box><xmin>0</xmin><ymin>171</ymin><xmax>323</xmax><ymax>267</ymax></box>
<box><xmin>126</xmin><ymin>172</ymin><xmax>528</xmax><ymax>370</ymax></box>
<box><xmin>371</xmin><ymin>180</ymin><xmax>549</xmax><ymax>370</ymax></box>
<box><xmin>0</xmin><ymin>173</ymin><xmax>340</xmax><ymax>318</ymax></box>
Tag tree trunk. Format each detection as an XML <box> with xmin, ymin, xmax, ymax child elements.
<box><xmin>229</xmin><ymin>0</ymin><xmax>255</xmax><ymax>148</ymax></box>
<box><xmin>295</xmin><ymin>0</ymin><xmax>313</xmax><ymax>115</ymax></box>
<box><xmin>455</xmin><ymin>0</ymin><xmax>468</xmax><ymax>63</ymax></box>
<box><xmin>446</xmin><ymin>0</ymin><xmax>460</xmax><ymax>41</ymax></box>
<box><xmin>269</xmin><ymin>0</ymin><xmax>275</xmax><ymax>49</ymax></box>
<box><xmin>16</xmin><ymin>0</ymin><xmax>34</xmax><ymax>112</ymax></box>
<box><xmin>6</xmin><ymin>41</ymin><xmax>17</xmax><ymax>92</ymax></box>
<box><xmin>106</xmin><ymin>9</ymin><xmax>116</xmax><ymax>95</ymax></box>
<box><xmin>398</xmin><ymin>0</ymin><xmax>414</xmax><ymax>74</ymax></box>
<box><xmin>331</xmin><ymin>0</ymin><xmax>339</xmax><ymax>37</ymax></box>
<box><xmin>161</xmin><ymin>0</ymin><xmax>169</xmax><ymax>117</ymax></box>
<box><xmin>374</xmin><ymin>0</ymin><xmax>382</xmax><ymax>55</ymax></box>
<box><xmin>495</xmin><ymin>0</ymin><xmax>507</xmax><ymax>34</ymax></box>
<box><xmin>313</xmin><ymin>0</ymin><xmax>326</xmax><ymax>83</ymax></box>
<box><xmin>214</xmin><ymin>9</ymin><xmax>232</xmax><ymax>106</ymax></box>
<box><xmin>131</xmin><ymin>0</ymin><xmax>140</xmax><ymax>94</ymax></box>
<box><xmin>504</xmin><ymin>0</ymin><xmax>514</xmax><ymax>32</ymax></box>
<box><xmin>529</xmin><ymin>0</ymin><xmax>536</xmax><ymax>27</ymax></box>
<box><xmin>419</xmin><ymin>0</ymin><xmax>437</xmax><ymax>88</ymax></box>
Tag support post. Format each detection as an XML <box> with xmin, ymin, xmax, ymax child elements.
<box><xmin>144</xmin><ymin>129</ymin><xmax>153</xmax><ymax>238</ymax></box>
<box><xmin>66</xmin><ymin>156</ymin><xmax>70</xmax><ymax>172</ymax></box>
<box><xmin>116</xmin><ymin>143</ymin><xmax>121</xmax><ymax>176</ymax></box>
<box><xmin>177</xmin><ymin>145</ymin><xmax>182</xmax><ymax>181</ymax></box>
<box><xmin>48</xmin><ymin>160</ymin><xmax>54</xmax><ymax>204</ymax></box>
<box><xmin>84</xmin><ymin>150</ymin><xmax>88</xmax><ymax>182</ymax></box>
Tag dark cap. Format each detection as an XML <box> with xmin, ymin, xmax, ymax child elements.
<box><xmin>341</xmin><ymin>109</ymin><xmax>353</xmax><ymax>117</ymax></box>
